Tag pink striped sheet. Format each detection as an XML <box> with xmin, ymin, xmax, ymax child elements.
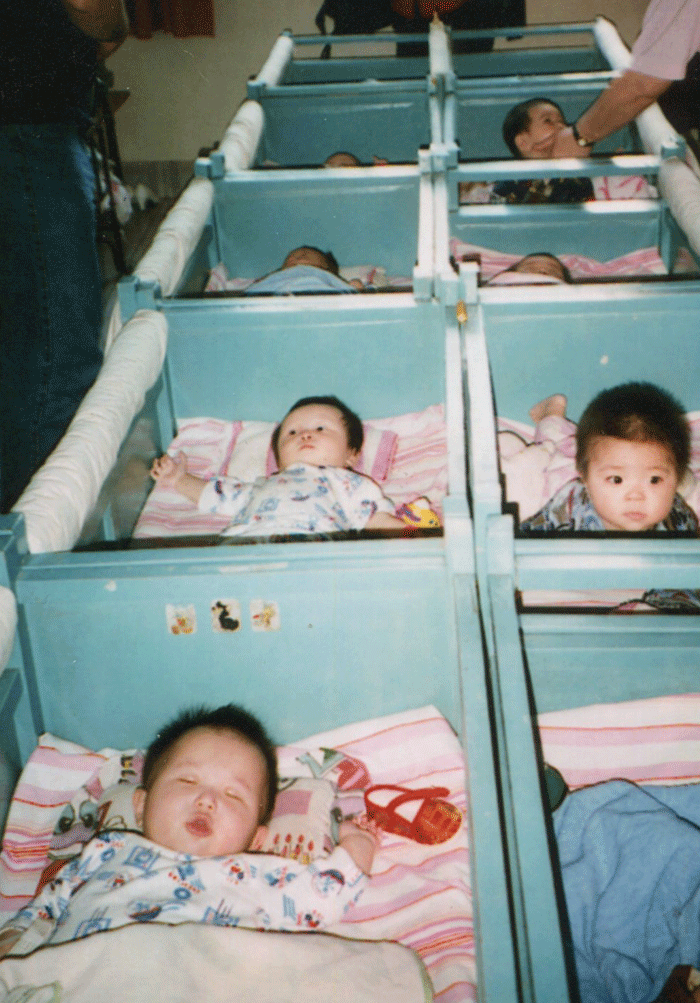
<box><xmin>280</xmin><ymin>706</ymin><xmax>473</xmax><ymax>1001</ymax></box>
<box><xmin>1</xmin><ymin>707</ymin><xmax>472</xmax><ymax>1001</ymax></box>
<box><xmin>450</xmin><ymin>239</ymin><xmax>699</xmax><ymax>281</ymax></box>
<box><xmin>539</xmin><ymin>693</ymin><xmax>700</xmax><ymax>790</ymax></box>
<box><xmin>134</xmin><ymin>406</ymin><xmax>447</xmax><ymax>538</ymax></box>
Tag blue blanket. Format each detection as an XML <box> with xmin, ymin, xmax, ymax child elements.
<box><xmin>554</xmin><ymin>780</ymin><xmax>700</xmax><ymax>1003</ymax></box>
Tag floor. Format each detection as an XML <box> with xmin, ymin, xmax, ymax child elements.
<box><xmin>97</xmin><ymin>160</ymin><xmax>194</xmax><ymax>313</ymax></box>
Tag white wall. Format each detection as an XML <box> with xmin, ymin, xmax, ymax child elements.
<box><xmin>108</xmin><ymin>0</ymin><xmax>650</xmax><ymax>162</ymax></box>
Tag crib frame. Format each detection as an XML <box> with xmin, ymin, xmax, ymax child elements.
<box><xmin>0</xmin><ymin>270</ymin><xmax>526</xmax><ymax>1002</ymax></box>
<box><xmin>3</xmin><ymin>18</ymin><xmax>700</xmax><ymax>1003</ymax></box>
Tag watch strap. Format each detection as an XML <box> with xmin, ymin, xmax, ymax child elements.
<box><xmin>571</xmin><ymin>121</ymin><xmax>593</xmax><ymax>148</ymax></box>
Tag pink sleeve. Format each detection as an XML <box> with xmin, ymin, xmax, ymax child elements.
<box><xmin>630</xmin><ymin>0</ymin><xmax>700</xmax><ymax>80</ymax></box>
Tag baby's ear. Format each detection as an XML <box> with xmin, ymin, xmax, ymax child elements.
<box><xmin>249</xmin><ymin>825</ymin><xmax>268</xmax><ymax>852</ymax></box>
<box><xmin>132</xmin><ymin>787</ymin><xmax>146</xmax><ymax>827</ymax></box>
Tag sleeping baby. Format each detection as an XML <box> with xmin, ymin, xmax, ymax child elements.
<box><xmin>244</xmin><ymin>246</ymin><xmax>361</xmax><ymax>294</ymax></box>
<box><xmin>0</xmin><ymin>704</ymin><xmax>377</xmax><ymax>959</ymax></box>
<box><xmin>508</xmin><ymin>383</ymin><xmax>699</xmax><ymax>533</ymax></box>
<box><xmin>150</xmin><ymin>395</ymin><xmax>407</xmax><ymax>536</ymax></box>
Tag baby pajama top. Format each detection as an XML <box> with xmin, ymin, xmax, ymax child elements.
<box><xmin>4</xmin><ymin>831</ymin><xmax>367</xmax><ymax>956</ymax></box>
<box><xmin>198</xmin><ymin>463</ymin><xmax>396</xmax><ymax>536</ymax></box>
<box><xmin>519</xmin><ymin>480</ymin><xmax>699</xmax><ymax>533</ymax></box>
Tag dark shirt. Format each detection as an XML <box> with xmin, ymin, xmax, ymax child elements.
<box><xmin>493</xmin><ymin>177</ymin><xmax>595</xmax><ymax>204</ymax></box>
<box><xmin>0</xmin><ymin>0</ymin><xmax>98</xmax><ymax>128</ymax></box>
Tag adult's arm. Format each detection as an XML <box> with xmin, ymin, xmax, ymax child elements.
<box><xmin>61</xmin><ymin>0</ymin><xmax>129</xmax><ymax>56</ymax></box>
<box><xmin>551</xmin><ymin>69</ymin><xmax>672</xmax><ymax>158</ymax></box>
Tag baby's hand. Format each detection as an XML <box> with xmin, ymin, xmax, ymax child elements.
<box><xmin>339</xmin><ymin>819</ymin><xmax>378</xmax><ymax>875</ymax></box>
<box><xmin>150</xmin><ymin>451</ymin><xmax>187</xmax><ymax>487</ymax></box>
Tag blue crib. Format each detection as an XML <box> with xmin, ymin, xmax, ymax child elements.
<box><xmin>0</xmin><ymin>280</ymin><xmax>522</xmax><ymax>999</ymax></box>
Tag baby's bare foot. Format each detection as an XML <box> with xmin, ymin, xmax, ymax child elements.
<box><xmin>529</xmin><ymin>393</ymin><xmax>567</xmax><ymax>423</ymax></box>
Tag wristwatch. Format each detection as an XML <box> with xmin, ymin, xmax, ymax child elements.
<box><xmin>571</xmin><ymin>121</ymin><xmax>593</xmax><ymax>148</ymax></box>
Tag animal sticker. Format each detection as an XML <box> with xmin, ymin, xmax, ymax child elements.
<box><xmin>250</xmin><ymin>600</ymin><xmax>280</xmax><ymax>632</ymax></box>
<box><xmin>165</xmin><ymin>604</ymin><xmax>197</xmax><ymax>635</ymax></box>
<box><xmin>211</xmin><ymin>600</ymin><xmax>241</xmax><ymax>633</ymax></box>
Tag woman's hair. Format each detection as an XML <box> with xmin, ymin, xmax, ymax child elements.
<box><xmin>502</xmin><ymin>97</ymin><xmax>565</xmax><ymax>157</ymax></box>
<box><xmin>141</xmin><ymin>704</ymin><xmax>279</xmax><ymax>825</ymax></box>
<box><xmin>270</xmin><ymin>395</ymin><xmax>364</xmax><ymax>464</ymax></box>
<box><xmin>576</xmin><ymin>382</ymin><xmax>690</xmax><ymax>478</ymax></box>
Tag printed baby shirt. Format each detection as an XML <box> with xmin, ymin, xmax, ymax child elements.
<box><xmin>520</xmin><ymin>479</ymin><xmax>699</xmax><ymax>533</ymax></box>
<box><xmin>198</xmin><ymin>463</ymin><xmax>396</xmax><ymax>536</ymax></box>
<box><xmin>5</xmin><ymin>831</ymin><xmax>367</xmax><ymax>955</ymax></box>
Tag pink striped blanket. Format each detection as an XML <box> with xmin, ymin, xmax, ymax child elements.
<box><xmin>0</xmin><ymin>707</ymin><xmax>473</xmax><ymax>1003</ymax></box>
<box><xmin>539</xmin><ymin>693</ymin><xmax>700</xmax><ymax>789</ymax></box>
<box><xmin>450</xmin><ymin>240</ymin><xmax>699</xmax><ymax>281</ymax></box>
<box><xmin>134</xmin><ymin>405</ymin><xmax>448</xmax><ymax>539</ymax></box>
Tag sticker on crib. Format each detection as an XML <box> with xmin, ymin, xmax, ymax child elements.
<box><xmin>211</xmin><ymin>599</ymin><xmax>241</xmax><ymax>633</ymax></box>
<box><xmin>250</xmin><ymin>600</ymin><xmax>280</xmax><ymax>632</ymax></box>
<box><xmin>165</xmin><ymin>604</ymin><xmax>197</xmax><ymax>635</ymax></box>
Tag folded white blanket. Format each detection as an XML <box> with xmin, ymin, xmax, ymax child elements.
<box><xmin>0</xmin><ymin>922</ymin><xmax>432</xmax><ymax>1003</ymax></box>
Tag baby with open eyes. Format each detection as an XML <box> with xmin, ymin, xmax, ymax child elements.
<box><xmin>0</xmin><ymin>704</ymin><xmax>378</xmax><ymax>959</ymax></box>
<box><xmin>460</xmin><ymin>97</ymin><xmax>657</xmax><ymax>205</ymax></box>
<box><xmin>517</xmin><ymin>382</ymin><xmax>699</xmax><ymax>533</ymax></box>
<box><xmin>150</xmin><ymin>395</ymin><xmax>405</xmax><ymax>536</ymax></box>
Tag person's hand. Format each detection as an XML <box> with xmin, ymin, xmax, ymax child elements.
<box><xmin>338</xmin><ymin>819</ymin><xmax>378</xmax><ymax>875</ymax></box>
<box><xmin>150</xmin><ymin>451</ymin><xmax>187</xmax><ymax>487</ymax></box>
<box><xmin>551</xmin><ymin>126</ymin><xmax>593</xmax><ymax>159</ymax></box>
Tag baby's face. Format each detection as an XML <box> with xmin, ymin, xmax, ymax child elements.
<box><xmin>282</xmin><ymin>247</ymin><xmax>330</xmax><ymax>271</ymax></box>
<box><xmin>276</xmin><ymin>403</ymin><xmax>357</xmax><ymax>471</ymax></box>
<box><xmin>513</xmin><ymin>255</ymin><xmax>567</xmax><ymax>282</ymax></box>
<box><xmin>514</xmin><ymin>102</ymin><xmax>566</xmax><ymax>159</ymax></box>
<box><xmin>134</xmin><ymin>727</ymin><xmax>268</xmax><ymax>857</ymax></box>
<box><xmin>582</xmin><ymin>436</ymin><xmax>679</xmax><ymax>531</ymax></box>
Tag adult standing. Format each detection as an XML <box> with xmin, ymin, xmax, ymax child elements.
<box><xmin>552</xmin><ymin>0</ymin><xmax>700</xmax><ymax>156</ymax></box>
<box><xmin>390</xmin><ymin>0</ymin><xmax>525</xmax><ymax>56</ymax></box>
<box><xmin>0</xmin><ymin>0</ymin><xmax>129</xmax><ymax>513</ymax></box>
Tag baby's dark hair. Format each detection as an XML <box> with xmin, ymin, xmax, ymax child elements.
<box><xmin>287</xmin><ymin>246</ymin><xmax>340</xmax><ymax>276</ymax></box>
<box><xmin>576</xmin><ymin>382</ymin><xmax>690</xmax><ymax>478</ymax></box>
<box><xmin>141</xmin><ymin>704</ymin><xmax>279</xmax><ymax>825</ymax></box>
<box><xmin>270</xmin><ymin>395</ymin><xmax>364</xmax><ymax>464</ymax></box>
<box><xmin>502</xmin><ymin>97</ymin><xmax>565</xmax><ymax>157</ymax></box>
<box><xmin>508</xmin><ymin>252</ymin><xmax>573</xmax><ymax>283</ymax></box>
<box><xmin>324</xmin><ymin>151</ymin><xmax>361</xmax><ymax>167</ymax></box>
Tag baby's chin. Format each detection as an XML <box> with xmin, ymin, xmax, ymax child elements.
<box><xmin>280</xmin><ymin>455</ymin><xmax>354</xmax><ymax>470</ymax></box>
<box><xmin>602</xmin><ymin>517</ymin><xmax>658</xmax><ymax>532</ymax></box>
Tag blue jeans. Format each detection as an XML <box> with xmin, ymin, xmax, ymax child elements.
<box><xmin>0</xmin><ymin>122</ymin><xmax>103</xmax><ymax>512</ymax></box>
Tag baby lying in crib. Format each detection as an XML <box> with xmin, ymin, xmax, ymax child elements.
<box><xmin>150</xmin><ymin>395</ymin><xmax>406</xmax><ymax>536</ymax></box>
<box><xmin>0</xmin><ymin>704</ymin><xmax>377</xmax><ymax>959</ymax></box>
<box><xmin>486</xmin><ymin>252</ymin><xmax>573</xmax><ymax>285</ymax></box>
<box><xmin>511</xmin><ymin>382</ymin><xmax>699</xmax><ymax>533</ymax></box>
<box><xmin>323</xmin><ymin>152</ymin><xmax>390</xmax><ymax>168</ymax></box>
<box><xmin>245</xmin><ymin>246</ymin><xmax>361</xmax><ymax>295</ymax></box>
<box><xmin>460</xmin><ymin>97</ymin><xmax>657</xmax><ymax>205</ymax></box>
